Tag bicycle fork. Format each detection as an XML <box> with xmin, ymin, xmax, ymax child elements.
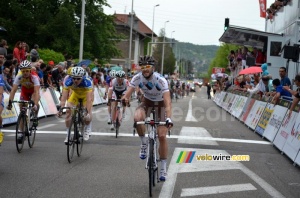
<box><xmin>145</xmin><ymin>132</ymin><xmax>158</xmax><ymax>171</ymax></box>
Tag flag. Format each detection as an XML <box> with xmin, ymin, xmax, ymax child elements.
<box><xmin>259</xmin><ymin>0</ymin><xmax>266</xmax><ymax>18</ymax></box>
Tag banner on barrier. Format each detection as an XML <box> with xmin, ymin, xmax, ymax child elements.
<box><xmin>2</xmin><ymin>93</ymin><xmax>18</xmax><ymax>125</ymax></box>
<box><xmin>255</xmin><ymin>103</ymin><xmax>275</xmax><ymax>135</ymax></box>
<box><xmin>262</xmin><ymin>99</ymin><xmax>289</xmax><ymax>141</ymax></box>
<box><xmin>245</xmin><ymin>100</ymin><xmax>267</xmax><ymax>130</ymax></box>
<box><xmin>240</xmin><ymin>97</ymin><xmax>256</xmax><ymax>122</ymax></box>
<box><xmin>282</xmin><ymin>109</ymin><xmax>300</xmax><ymax>161</ymax></box>
<box><xmin>40</xmin><ymin>89</ymin><xmax>57</xmax><ymax>115</ymax></box>
<box><xmin>273</xmin><ymin>104</ymin><xmax>300</xmax><ymax>151</ymax></box>
<box><xmin>232</xmin><ymin>96</ymin><xmax>247</xmax><ymax>118</ymax></box>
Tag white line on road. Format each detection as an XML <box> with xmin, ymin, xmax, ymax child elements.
<box><xmin>36</xmin><ymin>124</ymin><xmax>57</xmax><ymax>130</ymax></box>
<box><xmin>159</xmin><ymin>148</ymin><xmax>284</xmax><ymax>198</ymax></box>
<box><xmin>1</xmin><ymin>130</ymin><xmax>271</xmax><ymax>144</ymax></box>
<box><xmin>178</xmin><ymin>127</ymin><xmax>218</xmax><ymax>145</ymax></box>
<box><xmin>185</xmin><ymin>99</ymin><xmax>197</xmax><ymax>122</ymax></box>
<box><xmin>181</xmin><ymin>183</ymin><xmax>257</xmax><ymax>197</ymax></box>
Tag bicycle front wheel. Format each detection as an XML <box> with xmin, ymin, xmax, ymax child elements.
<box><xmin>148</xmin><ymin>139</ymin><xmax>155</xmax><ymax>197</ymax></box>
<box><xmin>67</xmin><ymin>121</ymin><xmax>75</xmax><ymax>163</ymax></box>
<box><xmin>76</xmin><ymin>118</ymin><xmax>84</xmax><ymax>157</ymax></box>
<box><xmin>28</xmin><ymin>111</ymin><xmax>36</xmax><ymax>148</ymax></box>
<box><xmin>15</xmin><ymin>115</ymin><xmax>26</xmax><ymax>153</ymax></box>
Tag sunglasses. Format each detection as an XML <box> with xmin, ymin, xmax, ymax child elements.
<box><xmin>140</xmin><ymin>65</ymin><xmax>152</xmax><ymax>70</ymax></box>
<box><xmin>73</xmin><ymin>77</ymin><xmax>82</xmax><ymax>81</ymax></box>
<box><xmin>21</xmin><ymin>69</ymin><xmax>31</xmax><ymax>73</ymax></box>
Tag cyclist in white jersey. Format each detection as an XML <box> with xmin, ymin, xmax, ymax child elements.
<box><xmin>107</xmin><ymin>70</ymin><xmax>129</xmax><ymax>130</ymax></box>
<box><xmin>122</xmin><ymin>55</ymin><xmax>173</xmax><ymax>181</ymax></box>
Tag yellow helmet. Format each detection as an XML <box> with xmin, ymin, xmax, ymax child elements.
<box><xmin>67</xmin><ymin>67</ymin><xmax>73</xmax><ymax>75</ymax></box>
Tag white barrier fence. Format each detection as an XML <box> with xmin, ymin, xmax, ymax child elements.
<box><xmin>214</xmin><ymin>90</ymin><xmax>300</xmax><ymax>166</ymax></box>
<box><xmin>2</xmin><ymin>87</ymin><xmax>107</xmax><ymax>126</ymax></box>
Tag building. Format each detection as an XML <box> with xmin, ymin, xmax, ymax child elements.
<box><xmin>111</xmin><ymin>13</ymin><xmax>157</xmax><ymax>72</ymax></box>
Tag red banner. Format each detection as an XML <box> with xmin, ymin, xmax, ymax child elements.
<box><xmin>212</xmin><ymin>67</ymin><xmax>225</xmax><ymax>74</ymax></box>
<box><xmin>259</xmin><ymin>0</ymin><xmax>266</xmax><ymax>18</ymax></box>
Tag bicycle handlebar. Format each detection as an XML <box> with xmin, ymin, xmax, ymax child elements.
<box><xmin>12</xmin><ymin>100</ymin><xmax>34</xmax><ymax>105</ymax></box>
<box><xmin>108</xmin><ymin>98</ymin><xmax>130</xmax><ymax>107</ymax></box>
<box><xmin>135</xmin><ymin>121</ymin><xmax>166</xmax><ymax>126</ymax></box>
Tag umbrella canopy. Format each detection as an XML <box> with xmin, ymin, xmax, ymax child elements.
<box><xmin>239</xmin><ymin>67</ymin><xmax>262</xmax><ymax>75</ymax></box>
<box><xmin>77</xmin><ymin>59</ymin><xmax>91</xmax><ymax>67</ymax></box>
<box><xmin>110</xmin><ymin>66</ymin><xmax>123</xmax><ymax>71</ymax></box>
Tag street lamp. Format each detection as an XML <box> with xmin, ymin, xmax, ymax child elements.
<box><xmin>161</xmin><ymin>20</ymin><xmax>169</xmax><ymax>75</ymax></box>
<box><xmin>151</xmin><ymin>4</ymin><xmax>160</xmax><ymax>56</ymax></box>
<box><xmin>79</xmin><ymin>0</ymin><xmax>86</xmax><ymax>62</ymax></box>
<box><xmin>171</xmin><ymin>31</ymin><xmax>175</xmax><ymax>40</ymax></box>
<box><xmin>128</xmin><ymin>0</ymin><xmax>134</xmax><ymax>75</ymax></box>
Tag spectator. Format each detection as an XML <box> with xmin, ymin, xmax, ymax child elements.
<box><xmin>13</xmin><ymin>41</ymin><xmax>22</xmax><ymax>64</ymax></box>
<box><xmin>224</xmin><ymin>77</ymin><xmax>232</xmax><ymax>91</ymax></box>
<box><xmin>253</xmin><ymin>47</ymin><xmax>264</xmax><ymax>65</ymax></box>
<box><xmin>284</xmin><ymin>73</ymin><xmax>300</xmax><ymax>118</ymax></box>
<box><xmin>0</xmin><ymin>39</ymin><xmax>8</xmax><ymax>56</ymax></box>
<box><xmin>207</xmin><ymin>83</ymin><xmax>211</xmax><ymax>99</ymax></box>
<box><xmin>30</xmin><ymin>44</ymin><xmax>39</xmax><ymax>61</ymax></box>
<box><xmin>2</xmin><ymin>64</ymin><xmax>12</xmax><ymax>92</ymax></box>
<box><xmin>51</xmin><ymin>65</ymin><xmax>64</xmax><ymax>92</ymax></box>
<box><xmin>271</xmin><ymin>78</ymin><xmax>292</xmax><ymax>104</ymax></box>
<box><xmin>20</xmin><ymin>41</ymin><xmax>29</xmax><ymax>62</ymax></box>
<box><xmin>279</xmin><ymin>67</ymin><xmax>291</xmax><ymax>87</ymax></box>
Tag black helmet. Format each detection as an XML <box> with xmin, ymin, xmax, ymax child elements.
<box><xmin>139</xmin><ymin>55</ymin><xmax>155</xmax><ymax>66</ymax></box>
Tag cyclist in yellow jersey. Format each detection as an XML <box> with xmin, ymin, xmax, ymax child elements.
<box><xmin>58</xmin><ymin>67</ymin><xmax>93</xmax><ymax>142</ymax></box>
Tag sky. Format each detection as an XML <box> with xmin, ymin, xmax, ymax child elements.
<box><xmin>103</xmin><ymin>0</ymin><xmax>272</xmax><ymax>46</ymax></box>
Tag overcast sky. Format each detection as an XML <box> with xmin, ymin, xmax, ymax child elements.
<box><xmin>104</xmin><ymin>0</ymin><xmax>272</xmax><ymax>46</ymax></box>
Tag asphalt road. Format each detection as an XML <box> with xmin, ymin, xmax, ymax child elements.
<box><xmin>0</xmin><ymin>87</ymin><xmax>299</xmax><ymax>198</ymax></box>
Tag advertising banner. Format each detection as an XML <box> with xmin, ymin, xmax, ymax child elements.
<box><xmin>255</xmin><ymin>102</ymin><xmax>275</xmax><ymax>135</ymax></box>
<box><xmin>224</xmin><ymin>93</ymin><xmax>235</xmax><ymax>111</ymax></box>
<box><xmin>245</xmin><ymin>100</ymin><xmax>267</xmax><ymax>130</ymax></box>
<box><xmin>262</xmin><ymin>99</ymin><xmax>290</xmax><ymax>141</ymax></box>
<box><xmin>2</xmin><ymin>93</ymin><xmax>18</xmax><ymax>125</ymax></box>
<box><xmin>93</xmin><ymin>88</ymin><xmax>102</xmax><ymax>105</ymax></box>
<box><xmin>282</xmin><ymin>111</ymin><xmax>300</xmax><ymax>161</ymax></box>
<box><xmin>229</xmin><ymin>94</ymin><xmax>240</xmax><ymax>114</ymax></box>
<box><xmin>39</xmin><ymin>89</ymin><xmax>57</xmax><ymax>115</ymax></box>
<box><xmin>232</xmin><ymin>96</ymin><xmax>247</xmax><ymax>118</ymax></box>
<box><xmin>240</xmin><ymin>97</ymin><xmax>256</xmax><ymax>122</ymax></box>
<box><xmin>273</xmin><ymin>104</ymin><xmax>300</xmax><ymax>151</ymax></box>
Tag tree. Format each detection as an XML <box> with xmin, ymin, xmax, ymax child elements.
<box><xmin>152</xmin><ymin>28</ymin><xmax>175</xmax><ymax>74</ymax></box>
<box><xmin>0</xmin><ymin>0</ymin><xmax>122</xmax><ymax>61</ymax></box>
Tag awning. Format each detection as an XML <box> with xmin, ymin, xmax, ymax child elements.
<box><xmin>219</xmin><ymin>25</ymin><xmax>283</xmax><ymax>49</ymax></box>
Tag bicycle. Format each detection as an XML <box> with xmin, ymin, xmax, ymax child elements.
<box><xmin>109</xmin><ymin>99</ymin><xmax>129</xmax><ymax>138</ymax></box>
<box><xmin>12</xmin><ymin>100</ymin><xmax>38</xmax><ymax>153</ymax></box>
<box><xmin>60</xmin><ymin>99</ymin><xmax>86</xmax><ymax>163</ymax></box>
<box><xmin>134</xmin><ymin>109</ymin><xmax>166</xmax><ymax>197</ymax></box>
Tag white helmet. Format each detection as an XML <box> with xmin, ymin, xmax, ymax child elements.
<box><xmin>109</xmin><ymin>70</ymin><xmax>116</xmax><ymax>78</ymax></box>
<box><xmin>71</xmin><ymin>67</ymin><xmax>85</xmax><ymax>77</ymax></box>
<box><xmin>116</xmin><ymin>70</ymin><xmax>125</xmax><ymax>78</ymax></box>
<box><xmin>20</xmin><ymin>60</ymin><xmax>32</xmax><ymax>69</ymax></box>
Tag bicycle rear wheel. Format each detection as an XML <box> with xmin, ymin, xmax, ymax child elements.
<box><xmin>76</xmin><ymin>117</ymin><xmax>84</xmax><ymax>156</ymax></box>
<box><xmin>148</xmin><ymin>139</ymin><xmax>154</xmax><ymax>197</ymax></box>
<box><xmin>15</xmin><ymin>115</ymin><xmax>26</xmax><ymax>153</ymax></box>
<box><xmin>28</xmin><ymin>111</ymin><xmax>36</xmax><ymax>148</ymax></box>
<box><xmin>67</xmin><ymin>120</ymin><xmax>75</xmax><ymax>163</ymax></box>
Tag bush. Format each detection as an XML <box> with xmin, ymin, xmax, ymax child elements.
<box><xmin>38</xmin><ymin>48</ymin><xmax>65</xmax><ymax>64</ymax></box>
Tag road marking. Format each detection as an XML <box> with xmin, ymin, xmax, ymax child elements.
<box><xmin>1</xmin><ymin>130</ymin><xmax>271</xmax><ymax>144</ymax></box>
<box><xmin>185</xmin><ymin>99</ymin><xmax>197</xmax><ymax>122</ymax></box>
<box><xmin>37</xmin><ymin>124</ymin><xmax>57</xmax><ymax>130</ymax></box>
<box><xmin>178</xmin><ymin>127</ymin><xmax>218</xmax><ymax>145</ymax></box>
<box><xmin>181</xmin><ymin>183</ymin><xmax>256</xmax><ymax>197</ymax></box>
<box><xmin>159</xmin><ymin>148</ymin><xmax>284</xmax><ymax>198</ymax></box>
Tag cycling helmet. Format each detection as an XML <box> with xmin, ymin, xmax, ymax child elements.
<box><xmin>19</xmin><ymin>60</ymin><xmax>32</xmax><ymax>69</ymax></box>
<box><xmin>116</xmin><ymin>70</ymin><xmax>125</xmax><ymax>78</ymax></box>
<box><xmin>138</xmin><ymin>55</ymin><xmax>155</xmax><ymax>66</ymax></box>
<box><xmin>71</xmin><ymin>67</ymin><xmax>85</xmax><ymax>77</ymax></box>
<box><xmin>67</xmin><ymin>67</ymin><xmax>73</xmax><ymax>75</ymax></box>
<box><xmin>109</xmin><ymin>70</ymin><xmax>116</xmax><ymax>78</ymax></box>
